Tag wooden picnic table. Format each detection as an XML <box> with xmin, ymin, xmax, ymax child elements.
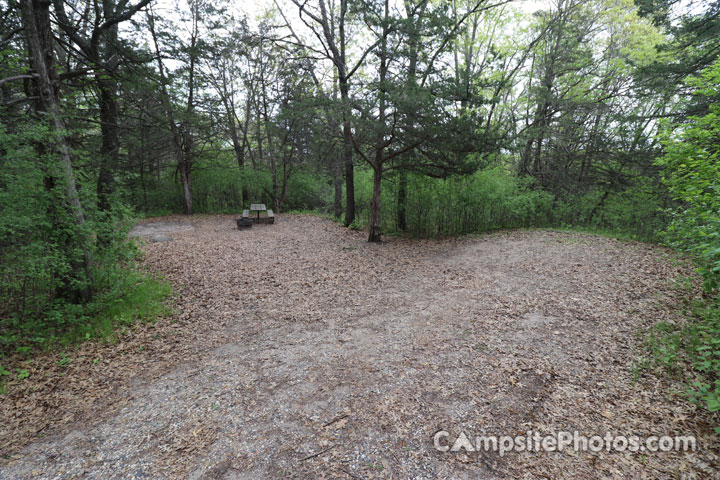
<box><xmin>241</xmin><ymin>204</ymin><xmax>275</xmax><ymax>224</ymax></box>
<box><xmin>250</xmin><ymin>203</ymin><xmax>266</xmax><ymax>222</ymax></box>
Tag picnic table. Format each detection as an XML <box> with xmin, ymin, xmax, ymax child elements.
<box><xmin>241</xmin><ymin>203</ymin><xmax>275</xmax><ymax>224</ymax></box>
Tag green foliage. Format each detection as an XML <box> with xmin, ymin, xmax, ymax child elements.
<box><xmin>644</xmin><ymin>297</ymin><xmax>720</xmax><ymax>413</ymax></box>
<box><xmin>129</xmin><ymin>154</ymin><xmax>331</xmax><ymax>215</ymax></box>
<box><xmin>344</xmin><ymin>165</ymin><xmax>666</xmax><ymax>240</ymax></box>
<box><xmin>554</xmin><ymin>180</ymin><xmax>669</xmax><ymax>241</ymax></box>
<box><xmin>353</xmin><ymin>166</ymin><xmax>555</xmax><ymax>237</ymax></box>
<box><xmin>650</xmin><ymin>57</ymin><xmax>720</xmax><ymax>416</ymax></box>
<box><xmin>285</xmin><ymin>171</ymin><xmax>333</xmax><ymax>212</ymax></box>
<box><xmin>658</xmin><ymin>58</ymin><xmax>720</xmax><ymax>293</ymax></box>
<box><xmin>0</xmin><ymin>121</ymin><xmax>172</xmax><ymax>353</ymax></box>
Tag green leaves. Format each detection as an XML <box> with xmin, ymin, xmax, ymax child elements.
<box><xmin>651</xmin><ymin>61</ymin><xmax>720</xmax><ymax>414</ymax></box>
<box><xmin>657</xmin><ymin>57</ymin><xmax>720</xmax><ymax>294</ymax></box>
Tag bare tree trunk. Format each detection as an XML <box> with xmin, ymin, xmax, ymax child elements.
<box><xmin>342</xmin><ymin>112</ymin><xmax>355</xmax><ymax>225</ymax></box>
<box><xmin>334</xmin><ymin>152</ymin><xmax>343</xmax><ymax>218</ymax></box>
<box><xmin>332</xmin><ymin>74</ymin><xmax>343</xmax><ymax>218</ymax></box>
<box><xmin>367</xmin><ymin>0</ymin><xmax>390</xmax><ymax>243</ymax></box>
<box><xmin>219</xmin><ymin>62</ymin><xmax>245</xmax><ymax>207</ymax></box>
<box><xmin>368</xmin><ymin>167</ymin><xmax>383</xmax><ymax>242</ymax></box>
<box><xmin>180</xmin><ymin>7</ymin><xmax>198</xmax><ymax>215</ymax></box>
<box><xmin>140</xmin><ymin>117</ymin><xmax>148</xmax><ymax>210</ymax></box>
<box><xmin>397</xmin><ymin>170</ymin><xmax>407</xmax><ymax>231</ymax></box>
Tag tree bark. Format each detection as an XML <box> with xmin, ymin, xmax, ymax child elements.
<box><xmin>342</xmin><ymin>111</ymin><xmax>355</xmax><ymax>225</ymax></box>
<box><xmin>396</xmin><ymin>0</ymin><xmax>425</xmax><ymax>233</ymax></box>
<box><xmin>368</xmin><ymin>167</ymin><xmax>383</xmax><ymax>242</ymax></box>
<box><xmin>332</xmin><ymin>74</ymin><xmax>343</xmax><ymax>218</ymax></box>
<box><xmin>367</xmin><ymin>0</ymin><xmax>390</xmax><ymax>243</ymax></box>
<box><xmin>397</xmin><ymin>170</ymin><xmax>407</xmax><ymax>231</ymax></box>
<box><xmin>338</xmin><ymin>9</ymin><xmax>355</xmax><ymax>226</ymax></box>
<box><xmin>334</xmin><ymin>151</ymin><xmax>343</xmax><ymax>218</ymax></box>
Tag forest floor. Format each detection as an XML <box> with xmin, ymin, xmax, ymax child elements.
<box><xmin>1</xmin><ymin>214</ymin><xmax>718</xmax><ymax>479</ymax></box>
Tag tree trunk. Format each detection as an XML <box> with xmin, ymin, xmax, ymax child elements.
<box><xmin>220</xmin><ymin>67</ymin><xmax>245</xmax><ymax>207</ymax></box>
<box><xmin>180</xmin><ymin>12</ymin><xmax>197</xmax><ymax>215</ymax></box>
<box><xmin>54</xmin><ymin>0</ymin><xmax>123</xmax><ymax>213</ymax></box>
<box><xmin>367</xmin><ymin>0</ymin><xmax>389</xmax><ymax>243</ymax></box>
<box><xmin>271</xmin><ymin>154</ymin><xmax>280</xmax><ymax>211</ymax></box>
<box><xmin>368</xmin><ymin>167</ymin><xmax>383</xmax><ymax>242</ymax></box>
<box><xmin>397</xmin><ymin>170</ymin><xmax>407</xmax><ymax>231</ymax></box>
<box><xmin>338</xmin><ymin>1</ymin><xmax>355</xmax><ymax>226</ymax></box>
<box><xmin>180</xmin><ymin>159</ymin><xmax>192</xmax><ymax>214</ymax></box>
<box><xmin>148</xmin><ymin>9</ymin><xmax>193</xmax><ymax>214</ymax></box>
<box><xmin>397</xmin><ymin>0</ymin><xmax>423</xmax><ymax>233</ymax></box>
<box><xmin>340</xmin><ymin>85</ymin><xmax>355</xmax><ymax>226</ymax></box>
<box><xmin>95</xmin><ymin>1</ymin><xmax>120</xmax><ymax>213</ymax></box>
<box><xmin>96</xmin><ymin>75</ymin><xmax>119</xmax><ymax>212</ymax></box>
<box><xmin>333</xmin><ymin>151</ymin><xmax>343</xmax><ymax>218</ymax></box>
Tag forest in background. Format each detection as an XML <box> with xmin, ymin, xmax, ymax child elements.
<box><xmin>0</xmin><ymin>0</ymin><xmax>719</xmax><ymax>413</ymax></box>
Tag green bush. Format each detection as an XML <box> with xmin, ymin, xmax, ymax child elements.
<box><xmin>284</xmin><ymin>170</ymin><xmax>333</xmax><ymax>211</ymax></box>
<box><xmin>351</xmin><ymin>165</ymin><xmax>665</xmax><ymax>240</ymax></box>
<box><xmin>658</xmin><ymin>59</ymin><xmax>720</xmax><ymax>293</ymax></box>
<box><xmin>128</xmin><ymin>155</ymin><xmax>331</xmax><ymax>215</ymax></box>
<box><xmin>353</xmin><ymin>166</ymin><xmax>555</xmax><ymax>237</ymax></box>
<box><xmin>0</xmin><ymin>122</ymin><xmax>171</xmax><ymax>353</ymax></box>
<box><xmin>650</xmin><ymin>57</ymin><xmax>720</xmax><ymax>415</ymax></box>
<box><xmin>554</xmin><ymin>180</ymin><xmax>668</xmax><ymax>241</ymax></box>
<box><xmin>645</xmin><ymin>297</ymin><xmax>720</xmax><ymax>415</ymax></box>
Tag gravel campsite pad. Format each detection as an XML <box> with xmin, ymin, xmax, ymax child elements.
<box><xmin>1</xmin><ymin>214</ymin><xmax>718</xmax><ymax>478</ymax></box>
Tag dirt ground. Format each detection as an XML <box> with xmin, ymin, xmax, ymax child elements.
<box><xmin>1</xmin><ymin>214</ymin><xmax>718</xmax><ymax>479</ymax></box>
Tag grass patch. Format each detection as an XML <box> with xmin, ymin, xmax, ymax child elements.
<box><xmin>81</xmin><ymin>270</ymin><xmax>172</xmax><ymax>344</ymax></box>
<box><xmin>0</xmin><ymin>268</ymin><xmax>171</xmax><ymax>393</ymax></box>
<box><xmin>640</xmin><ymin>294</ymin><xmax>720</xmax><ymax>417</ymax></box>
<box><xmin>544</xmin><ymin>225</ymin><xmax>655</xmax><ymax>243</ymax></box>
<box><xmin>0</xmin><ymin>269</ymin><xmax>172</xmax><ymax>352</ymax></box>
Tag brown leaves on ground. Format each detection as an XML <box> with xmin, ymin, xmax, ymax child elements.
<box><xmin>1</xmin><ymin>214</ymin><xmax>718</xmax><ymax>479</ymax></box>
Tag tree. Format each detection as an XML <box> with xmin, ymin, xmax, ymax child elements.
<box><xmin>200</xmin><ymin>7</ymin><xmax>251</xmax><ymax>205</ymax></box>
<box><xmin>290</xmin><ymin>0</ymin><xmax>374</xmax><ymax>226</ymax></box>
<box><xmin>349</xmin><ymin>0</ymin><xmax>500</xmax><ymax>241</ymax></box>
<box><xmin>518</xmin><ymin>0</ymin><xmax>666</xmax><ymax>215</ymax></box>
<box><xmin>635</xmin><ymin>0</ymin><xmax>720</xmax><ymax>105</ymax></box>
<box><xmin>147</xmin><ymin>1</ymin><xmax>205</xmax><ymax>214</ymax></box>
<box><xmin>274</xmin><ymin>0</ymin><xmax>344</xmax><ymax>218</ymax></box>
<box><xmin>52</xmin><ymin>0</ymin><xmax>153</xmax><ymax>212</ymax></box>
<box><xmin>18</xmin><ymin>0</ymin><xmax>93</xmax><ymax>302</ymax></box>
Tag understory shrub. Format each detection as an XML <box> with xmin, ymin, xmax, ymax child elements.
<box><xmin>0</xmin><ymin>123</ymin><xmax>171</xmax><ymax>354</ymax></box>
<box><xmin>354</xmin><ymin>166</ymin><xmax>555</xmax><ymax>237</ymax></box>
<box><xmin>645</xmin><ymin>57</ymin><xmax>720</xmax><ymax>415</ymax></box>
